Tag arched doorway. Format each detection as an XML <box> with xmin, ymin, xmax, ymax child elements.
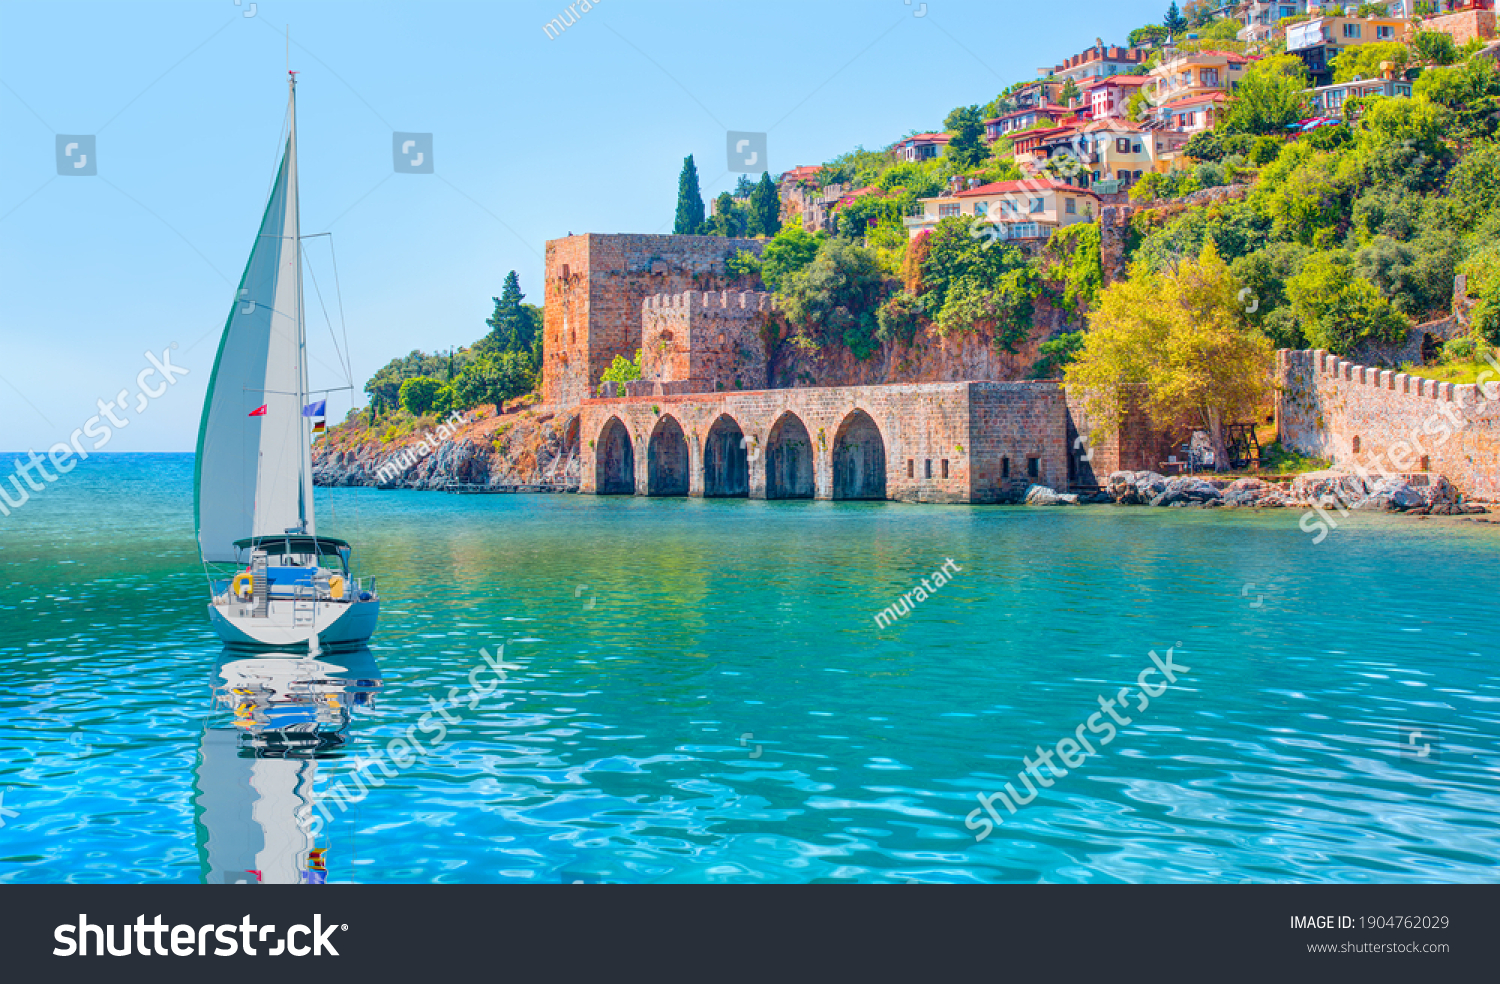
<box><xmin>765</xmin><ymin>412</ymin><xmax>814</xmax><ymax>500</ymax></box>
<box><xmin>596</xmin><ymin>417</ymin><xmax>634</xmax><ymax>495</ymax></box>
<box><xmin>703</xmin><ymin>415</ymin><xmax>748</xmax><ymax>498</ymax></box>
<box><xmin>832</xmin><ymin>409</ymin><xmax>886</xmax><ymax>500</ymax></box>
<box><xmin>647</xmin><ymin>415</ymin><xmax>690</xmax><ymax>496</ymax></box>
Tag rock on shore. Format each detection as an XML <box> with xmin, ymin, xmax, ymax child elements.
<box><xmin>1099</xmin><ymin>469</ymin><xmax>1486</xmax><ymax>515</ymax></box>
<box><xmin>313</xmin><ymin>410</ymin><xmax>579</xmax><ymax>490</ymax></box>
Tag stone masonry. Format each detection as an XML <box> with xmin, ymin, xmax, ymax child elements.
<box><xmin>638</xmin><ymin>291</ymin><xmax>774</xmax><ymax>395</ymax></box>
<box><xmin>1277</xmin><ymin>348</ymin><xmax>1500</xmax><ymax>500</ymax></box>
<box><xmin>578</xmin><ymin>382</ymin><xmax>1068</xmax><ymax>504</ymax></box>
<box><xmin>542</xmin><ymin>234</ymin><xmax>767</xmax><ymax>407</ymax></box>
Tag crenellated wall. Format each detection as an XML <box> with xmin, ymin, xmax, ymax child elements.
<box><xmin>1277</xmin><ymin>348</ymin><xmax>1500</xmax><ymax>500</ymax></box>
<box><xmin>638</xmin><ymin>290</ymin><xmax>774</xmax><ymax>395</ymax></box>
<box><xmin>541</xmin><ymin>234</ymin><xmax>768</xmax><ymax>408</ymax></box>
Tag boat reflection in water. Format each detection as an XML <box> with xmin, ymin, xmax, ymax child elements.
<box><xmin>194</xmin><ymin>647</ymin><xmax>381</xmax><ymax>884</ymax></box>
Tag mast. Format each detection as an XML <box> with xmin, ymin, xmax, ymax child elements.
<box><xmin>289</xmin><ymin>69</ymin><xmax>312</xmax><ymax>535</ymax></box>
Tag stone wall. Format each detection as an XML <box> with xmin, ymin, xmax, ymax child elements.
<box><xmin>1423</xmin><ymin>9</ymin><xmax>1497</xmax><ymax>46</ymax></box>
<box><xmin>1277</xmin><ymin>348</ymin><xmax>1500</xmax><ymax>500</ymax></box>
<box><xmin>639</xmin><ymin>290</ymin><xmax>773</xmax><ymax>394</ymax></box>
<box><xmin>541</xmin><ymin>234</ymin><xmax>767</xmax><ymax>408</ymax></box>
<box><xmin>1064</xmin><ymin>389</ymin><xmax>1181</xmax><ymax>484</ymax></box>
<box><xmin>577</xmin><ymin>381</ymin><xmax>1066</xmax><ymax>504</ymax></box>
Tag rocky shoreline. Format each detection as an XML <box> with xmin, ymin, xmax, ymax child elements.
<box><xmin>313</xmin><ymin>410</ymin><xmax>578</xmax><ymax>490</ymax></box>
<box><xmin>1025</xmin><ymin>470</ymin><xmax>1491</xmax><ymax>517</ymax></box>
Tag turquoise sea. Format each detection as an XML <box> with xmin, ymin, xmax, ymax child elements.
<box><xmin>1</xmin><ymin>452</ymin><xmax>1497</xmax><ymax>884</ymax></box>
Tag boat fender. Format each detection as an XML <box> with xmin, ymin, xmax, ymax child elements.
<box><xmin>329</xmin><ymin>575</ymin><xmax>345</xmax><ymax>600</ymax></box>
<box><xmin>232</xmin><ymin>571</ymin><xmax>254</xmax><ymax>600</ymax></box>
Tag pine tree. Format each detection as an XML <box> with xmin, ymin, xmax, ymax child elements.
<box><xmin>748</xmin><ymin>172</ymin><xmax>782</xmax><ymax>238</ymax></box>
<box><xmin>674</xmin><ymin>154</ymin><xmax>705</xmax><ymax>234</ymax></box>
<box><xmin>1164</xmin><ymin>1</ymin><xmax>1188</xmax><ymax>35</ymax></box>
<box><xmin>485</xmin><ymin>271</ymin><xmax>537</xmax><ymax>355</ymax></box>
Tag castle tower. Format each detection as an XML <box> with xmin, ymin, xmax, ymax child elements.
<box><xmin>639</xmin><ymin>290</ymin><xmax>775</xmax><ymax>395</ymax></box>
<box><xmin>541</xmin><ymin>234</ymin><xmax>768</xmax><ymax>407</ymax></box>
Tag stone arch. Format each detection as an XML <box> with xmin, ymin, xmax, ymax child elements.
<box><xmin>832</xmin><ymin>409</ymin><xmax>887</xmax><ymax>500</ymax></box>
<box><xmin>596</xmin><ymin>417</ymin><xmax>634</xmax><ymax>495</ymax></box>
<box><xmin>765</xmin><ymin>411</ymin><xmax>815</xmax><ymax>500</ymax></box>
<box><xmin>647</xmin><ymin>414</ymin><xmax>691</xmax><ymax>496</ymax></box>
<box><xmin>703</xmin><ymin>414</ymin><xmax>748</xmax><ymax>498</ymax></box>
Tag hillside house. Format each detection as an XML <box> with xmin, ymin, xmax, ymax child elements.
<box><xmin>904</xmin><ymin>179</ymin><xmax>1099</xmax><ymax>241</ymax></box>
<box><xmin>893</xmin><ymin>133</ymin><xmax>951</xmax><ymax>162</ymax></box>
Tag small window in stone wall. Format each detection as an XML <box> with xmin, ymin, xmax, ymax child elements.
<box><xmin>1027</xmin><ymin>456</ymin><xmax>1039</xmax><ymax>478</ymax></box>
<box><xmin>562</xmin><ymin>264</ymin><xmax>571</xmax><ymax>279</ymax></box>
<box><xmin>907</xmin><ymin>459</ymin><xmax>915</xmax><ymax>478</ymax></box>
<box><xmin>1002</xmin><ymin>457</ymin><xmax>1010</xmax><ymax>478</ymax></box>
<box><xmin>925</xmin><ymin>459</ymin><xmax>933</xmax><ymax>479</ymax></box>
<box><xmin>1420</xmin><ymin>455</ymin><xmax>1430</xmax><ymax>471</ymax></box>
<box><xmin>941</xmin><ymin>459</ymin><xmax>949</xmax><ymax>479</ymax></box>
<box><xmin>1352</xmin><ymin>436</ymin><xmax>1360</xmax><ymax>453</ymax></box>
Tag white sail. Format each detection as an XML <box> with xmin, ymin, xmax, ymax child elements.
<box><xmin>196</xmin><ymin>80</ymin><xmax>314</xmax><ymax>563</ymax></box>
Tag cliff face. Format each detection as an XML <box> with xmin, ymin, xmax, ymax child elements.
<box><xmin>768</xmin><ymin>296</ymin><xmax>1076</xmax><ymax>389</ymax></box>
<box><xmin>313</xmin><ymin>410</ymin><xmax>580</xmax><ymax>489</ymax></box>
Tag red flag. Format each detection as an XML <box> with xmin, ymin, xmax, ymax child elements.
<box><xmin>248</xmin><ymin>405</ymin><xmax>267</xmax><ymax>417</ymax></box>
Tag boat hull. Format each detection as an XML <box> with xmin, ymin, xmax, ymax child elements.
<box><xmin>208</xmin><ymin>597</ymin><xmax>379</xmax><ymax>651</ymax></box>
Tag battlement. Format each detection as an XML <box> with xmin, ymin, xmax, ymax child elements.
<box><xmin>1288</xmin><ymin>348</ymin><xmax>1499</xmax><ymax>406</ymax></box>
<box><xmin>1277</xmin><ymin>348</ymin><xmax>1500</xmax><ymax>500</ymax></box>
<box><xmin>644</xmin><ymin>290</ymin><xmax>777</xmax><ymax>316</ymax></box>
<box><xmin>541</xmin><ymin>234</ymin><xmax>768</xmax><ymax>408</ymax></box>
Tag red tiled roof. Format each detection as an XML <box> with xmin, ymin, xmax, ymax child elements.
<box><xmin>781</xmin><ymin>165</ymin><xmax>824</xmax><ymax>181</ymax></box>
<box><xmin>954</xmin><ymin>179</ymin><xmax>1099</xmax><ymax>199</ymax></box>
<box><xmin>902</xmin><ymin>132</ymin><xmax>952</xmax><ymax>143</ymax></box>
<box><xmin>1079</xmin><ymin>74</ymin><xmax>1152</xmax><ymax>89</ymax></box>
<box><xmin>992</xmin><ymin>103</ymin><xmax>1073</xmax><ymax>122</ymax></box>
<box><xmin>1157</xmin><ymin>91</ymin><xmax>1230</xmax><ymax>111</ymax></box>
<box><xmin>838</xmin><ymin>186</ymin><xmax>881</xmax><ymax>204</ymax></box>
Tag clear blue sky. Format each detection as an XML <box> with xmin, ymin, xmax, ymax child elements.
<box><xmin>1</xmin><ymin>0</ymin><xmax>1159</xmax><ymax>451</ymax></box>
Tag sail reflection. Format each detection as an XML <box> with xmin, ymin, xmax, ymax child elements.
<box><xmin>194</xmin><ymin>647</ymin><xmax>381</xmax><ymax>884</ymax></box>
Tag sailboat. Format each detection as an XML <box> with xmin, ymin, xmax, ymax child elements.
<box><xmin>195</xmin><ymin>72</ymin><xmax>379</xmax><ymax>650</ymax></box>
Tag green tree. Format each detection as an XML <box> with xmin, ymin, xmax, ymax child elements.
<box><xmin>734</xmin><ymin>174</ymin><xmax>756</xmax><ymax>198</ymax></box>
<box><xmin>1047</xmin><ymin>223</ymin><xmax>1103</xmax><ymax>312</ymax></box>
<box><xmin>452</xmin><ymin>351</ymin><xmax>536</xmax><ymax>412</ymax></box>
<box><xmin>777</xmin><ymin>238</ymin><xmax>887</xmax><ymax>359</ymax></box>
<box><xmin>674</xmin><ymin>154</ymin><xmax>705</xmax><ymax>234</ymax></box>
<box><xmin>944</xmin><ymin>105</ymin><xmax>987</xmax><ymax>170</ymax></box>
<box><xmin>1164</xmin><ymin>1</ymin><xmax>1188</xmax><ymax>35</ymax></box>
<box><xmin>1060</xmin><ymin>78</ymin><xmax>1081</xmax><ymax>107</ymax></box>
<box><xmin>707</xmin><ymin>191</ymin><xmax>747</xmax><ymax>238</ymax></box>
<box><xmin>1028</xmin><ymin>331</ymin><xmax>1086</xmax><ymax>379</ymax></box>
<box><xmin>1330</xmin><ymin>41</ymin><xmax>1409</xmax><ymax>84</ymax></box>
<box><xmin>1130</xmin><ymin>24</ymin><xmax>1170</xmax><ymax>48</ymax></box>
<box><xmin>1286</xmin><ymin>251</ymin><xmax>1408</xmax><ymax>355</ymax></box>
<box><xmin>1446</xmin><ymin>137</ymin><xmax>1500</xmax><ymax>232</ymax></box>
<box><xmin>748</xmin><ymin>172</ymin><xmax>782</xmax><ymax>238</ymax></box>
<box><xmin>484</xmin><ymin>271</ymin><xmax>541</xmax><ymax>356</ymax></box>
<box><xmin>1065</xmin><ymin>243</ymin><xmax>1274</xmax><ymax>470</ymax></box>
<box><xmin>759</xmin><ymin>222</ymin><xmax>824</xmax><ymax>292</ymax></box>
<box><xmin>1411</xmin><ymin>30</ymin><xmax>1460</xmax><ymax>66</ymax></box>
<box><xmin>365</xmin><ymin>350</ymin><xmax>450</xmax><ymax>408</ymax></box>
<box><xmin>1223</xmin><ymin>55</ymin><xmax>1313</xmax><ymax>135</ymax></box>
<box><xmin>598</xmin><ymin>350</ymin><xmax>642</xmax><ymax>394</ymax></box>
<box><xmin>398</xmin><ymin>376</ymin><xmax>444</xmax><ymax>416</ymax></box>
